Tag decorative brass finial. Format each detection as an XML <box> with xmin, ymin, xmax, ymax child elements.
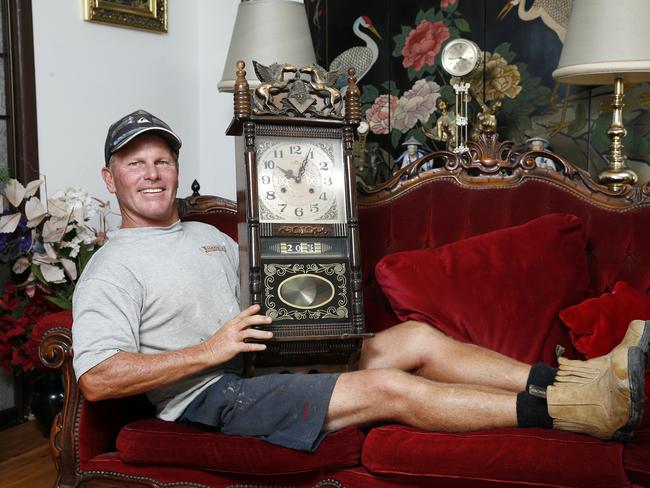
<box><xmin>345</xmin><ymin>67</ymin><xmax>361</xmax><ymax>125</ymax></box>
<box><xmin>234</xmin><ymin>60</ymin><xmax>251</xmax><ymax>119</ymax></box>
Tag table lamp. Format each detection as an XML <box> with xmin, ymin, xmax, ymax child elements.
<box><xmin>218</xmin><ymin>0</ymin><xmax>317</xmax><ymax>93</ymax></box>
<box><xmin>552</xmin><ymin>0</ymin><xmax>650</xmax><ymax>189</ymax></box>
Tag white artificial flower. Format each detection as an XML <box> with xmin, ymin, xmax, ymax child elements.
<box><xmin>3</xmin><ymin>179</ymin><xmax>26</xmax><ymax>208</ymax></box>
<box><xmin>38</xmin><ymin>262</ymin><xmax>66</xmax><ymax>283</ymax></box>
<box><xmin>24</xmin><ymin>179</ymin><xmax>43</xmax><ymax>198</ymax></box>
<box><xmin>60</xmin><ymin>258</ymin><xmax>78</xmax><ymax>281</ymax></box>
<box><xmin>0</xmin><ymin>212</ymin><xmax>21</xmax><ymax>233</ymax></box>
<box><xmin>25</xmin><ymin>196</ymin><xmax>47</xmax><ymax>228</ymax></box>
<box><xmin>12</xmin><ymin>256</ymin><xmax>31</xmax><ymax>274</ymax></box>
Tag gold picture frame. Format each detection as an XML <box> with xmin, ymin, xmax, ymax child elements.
<box><xmin>83</xmin><ymin>0</ymin><xmax>168</xmax><ymax>33</ymax></box>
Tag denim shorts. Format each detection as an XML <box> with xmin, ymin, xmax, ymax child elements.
<box><xmin>178</xmin><ymin>372</ymin><xmax>340</xmax><ymax>452</ymax></box>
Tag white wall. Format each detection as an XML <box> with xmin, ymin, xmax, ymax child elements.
<box><xmin>32</xmin><ymin>0</ymin><xmax>240</xmax><ymax>226</ymax></box>
<box><xmin>198</xmin><ymin>1</ymin><xmax>239</xmax><ymax>201</ymax></box>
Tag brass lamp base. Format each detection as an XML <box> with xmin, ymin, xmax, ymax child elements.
<box><xmin>598</xmin><ymin>167</ymin><xmax>638</xmax><ymax>190</ymax></box>
<box><xmin>598</xmin><ymin>77</ymin><xmax>638</xmax><ymax>190</ymax></box>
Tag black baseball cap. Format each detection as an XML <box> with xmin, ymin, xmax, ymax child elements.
<box><xmin>104</xmin><ymin>109</ymin><xmax>182</xmax><ymax>165</ymax></box>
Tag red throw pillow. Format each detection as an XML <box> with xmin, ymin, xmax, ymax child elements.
<box><xmin>559</xmin><ymin>281</ymin><xmax>650</xmax><ymax>359</ymax></box>
<box><xmin>375</xmin><ymin>214</ymin><xmax>591</xmax><ymax>365</ymax></box>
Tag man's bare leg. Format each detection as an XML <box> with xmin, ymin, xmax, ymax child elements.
<box><xmin>359</xmin><ymin>321</ymin><xmax>531</xmax><ymax>392</ymax></box>
<box><xmin>323</xmin><ymin>367</ymin><xmax>517</xmax><ymax>432</ymax></box>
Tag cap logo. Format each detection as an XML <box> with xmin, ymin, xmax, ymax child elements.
<box><xmin>137</xmin><ymin>117</ymin><xmax>150</xmax><ymax>124</ymax></box>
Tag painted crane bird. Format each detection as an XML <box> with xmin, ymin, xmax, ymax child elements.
<box><xmin>329</xmin><ymin>15</ymin><xmax>382</xmax><ymax>89</ymax></box>
<box><xmin>497</xmin><ymin>0</ymin><xmax>573</xmax><ymax>42</ymax></box>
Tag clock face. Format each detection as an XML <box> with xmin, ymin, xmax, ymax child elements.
<box><xmin>256</xmin><ymin>136</ymin><xmax>347</xmax><ymax>224</ymax></box>
<box><xmin>441</xmin><ymin>39</ymin><xmax>481</xmax><ymax>77</ymax></box>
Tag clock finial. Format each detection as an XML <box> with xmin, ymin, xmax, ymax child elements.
<box><xmin>234</xmin><ymin>60</ymin><xmax>251</xmax><ymax>119</ymax></box>
<box><xmin>345</xmin><ymin>67</ymin><xmax>361</xmax><ymax>125</ymax></box>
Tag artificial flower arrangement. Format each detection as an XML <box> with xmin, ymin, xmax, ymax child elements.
<box><xmin>0</xmin><ymin>178</ymin><xmax>110</xmax><ymax>373</ymax></box>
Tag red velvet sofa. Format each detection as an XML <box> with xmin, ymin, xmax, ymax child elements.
<box><xmin>39</xmin><ymin>134</ymin><xmax>650</xmax><ymax>487</ymax></box>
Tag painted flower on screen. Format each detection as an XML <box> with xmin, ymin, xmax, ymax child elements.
<box><xmin>441</xmin><ymin>0</ymin><xmax>458</xmax><ymax>7</ymax></box>
<box><xmin>366</xmin><ymin>94</ymin><xmax>399</xmax><ymax>135</ymax></box>
<box><xmin>392</xmin><ymin>79</ymin><xmax>441</xmax><ymax>132</ymax></box>
<box><xmin>401</xmin><ymin>20</ymin><xmax>450</xmax><ymax>71</ymax></box>
<box><xmin>469</xmin><ymin>52</ymin><xmax>522</xmax><ymax>101</ymax></box>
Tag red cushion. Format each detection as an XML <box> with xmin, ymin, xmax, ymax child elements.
<box><xmin>116</xmin><ymin>419</ymin><xmax>363</xmax><ymax>475</ymax></box>
<box><xmin>362</xmin><ymin>425</ymin><xmax>630</xmax><ymax>487</ymax></box>
<box><xmin>624</xmin><ymin>441</ymin><xmax>650</xmax><ymax>487</ymax></box>
<box><xmin>559</xmin><ymin>281</ymin><xmax>650</xmax><ymax>359</ymax></box>
<box><xmin>375</xmin><ymin>214</ymin><xmax>589</xmax><ymax>365</ymax></box>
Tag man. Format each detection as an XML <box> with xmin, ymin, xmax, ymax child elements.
<box><xmin>72</xmin><ymin>109</ymin><xmax>649</xmax><ymax>452</ymax></box>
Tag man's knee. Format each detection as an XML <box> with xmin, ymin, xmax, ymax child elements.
<box><xmin>342</xmin><ymin>368</ymin><xmax>413</xmax><ymax>407</ymax></box>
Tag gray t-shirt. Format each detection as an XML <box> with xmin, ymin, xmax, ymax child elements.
<box><xmin>72</xmin><ymin>220</ymin><xmax>242</xmax><ymax>421</ymax></box>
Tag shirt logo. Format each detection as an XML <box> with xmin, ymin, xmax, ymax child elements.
<box><xmin>201</xmin><ymin>244</ymin><xmax>227</xmax><ymax>254</ymax></box>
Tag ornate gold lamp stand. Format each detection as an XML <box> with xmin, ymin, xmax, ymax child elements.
<box><xmin>598</xmin><ymin>77</ymin><xmax>638</xmax><ymax>190</ymax></box>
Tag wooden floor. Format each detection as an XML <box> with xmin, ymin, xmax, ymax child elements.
<box><xmin>0</xmin><ymin>419</ymin><xmax>56</xmax><ymax>488</ymax></box>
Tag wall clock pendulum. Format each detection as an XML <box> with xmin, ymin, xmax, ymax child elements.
<box><xmin>227</xmin><ymin>60</ymin><xmax>372</xmax><ymax>376</ymax></box>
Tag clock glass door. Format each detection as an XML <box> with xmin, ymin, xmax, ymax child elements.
<box><xmin>256</xmin><ymin>135</ymin><xmax>347</xmax><ymax>225</ymax></box>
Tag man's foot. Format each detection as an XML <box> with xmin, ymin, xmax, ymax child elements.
<box><xmin>546</xmin><ymin>320</ymin><xmax>649</xmax><ymax>440</ymax></box>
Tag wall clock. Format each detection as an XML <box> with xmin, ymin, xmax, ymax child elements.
<box><xmin>441</xmin><ymin>38</ymin><xmax>481</xmax><ymax>77</ymax></box>
<box><xmin>228</xmin><ymin>61</ymin><xmax>369</xmax><ymax>375</ymax></box>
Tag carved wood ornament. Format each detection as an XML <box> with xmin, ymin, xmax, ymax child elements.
<box><xmin>358</xmin><ymin>132</ymin><xmax>650</xmax><ymax>210</ymax></box>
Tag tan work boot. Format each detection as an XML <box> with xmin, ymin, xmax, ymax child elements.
<box><xmin>546</xmin><ymin>319</ymin><xmax>649</xmax><ymax>440</ymax></box>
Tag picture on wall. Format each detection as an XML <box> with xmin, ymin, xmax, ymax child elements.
<box><xmin>83</xmin><ymin>0</ymin><xmax>168</xmax><ymax>33</ymax></box>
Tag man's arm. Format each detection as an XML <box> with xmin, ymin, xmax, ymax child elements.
<box><xmin>78</xmin><ymin>305</ymin><xmax>272</xmax><ymax>401</ymax></box>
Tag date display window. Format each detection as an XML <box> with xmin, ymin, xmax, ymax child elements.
<box><xmin>280</xmin><ymin>242</ymin><xmax>322</xmax><ymax>254</ymax></box>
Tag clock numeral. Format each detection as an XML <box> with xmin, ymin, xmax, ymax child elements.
<box><xmin>294</xmin><ymin>207</ymin><xmax>304</xmax><ymax>217</ymax></box>
<box><xmin>323</xmin><ymin>177</ymin><xmax>333</xmax><ymax>186</ymax></box>
<box><xmin>310</xmin><ymin>203</ymin><xmax>319</xmax><ymax>213</ymax></box>
<box><xmin>265</xmin><ymin>191</ymin><xmax>276</xmax><ymax>200</ymax></box>
<box><xmin>289</xmin><ymin>145</ymin><xmax>302</xmax><ymax>155</ymax></box>
<box><xmin>319</xmin><ymin>161</ymin><xmax>329</xmax><ymax>171</ymax></box>
<box><xmin>273</xmin><ymin>149</ymin><xmax>284</xmax><ymax>158</ymax></box>
<box><xmin>260</xmin><ymin>175</ymin><xmax>271</xmax><ymax>185</ymax></box>
<box><xmin>319</xmin><ymin>192</ymin><xmax>328</xmax><ymax>201</ymax></box>
<box><xmin>279</xmin><ymin>204</ymin><xmax>287</xmax><ymax>213</ymax></box>
<box><xmin>263</xmin><ymin>160</ymin><xmax>276</xmax><ymax>169</ymax></box>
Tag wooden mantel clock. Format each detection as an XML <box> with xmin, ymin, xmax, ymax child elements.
<box><xmin>227</xmin><ymin>60</ymin><xmax>370</xmax><ymax>375</ymax></box>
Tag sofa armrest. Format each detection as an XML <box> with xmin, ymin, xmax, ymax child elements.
<box><xmin>39</xmin><ymin>327</ymin><xmax>81</xmax><ymax>488</ymax></box>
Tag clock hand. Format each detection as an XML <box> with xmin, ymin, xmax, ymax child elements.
<box><xmin>296</xmin><ymin>151</ymin><xmax>311</xmax><ymax>183</ymax></box>
<box><xmin>277</xmin><ymin>166</ymin><xmax>297</xmax><ymax>181</ymax></box>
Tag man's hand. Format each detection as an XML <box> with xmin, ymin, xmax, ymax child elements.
<box><xmin>201</xmin><ymin>304</ymin><xmax>273</xmax><ymax>365</ymax></box>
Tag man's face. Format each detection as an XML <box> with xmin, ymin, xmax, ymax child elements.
<box><xmin>101</xmin><ymin>133</ymin><xmax>180</xmax><ymax>228</ymax></box>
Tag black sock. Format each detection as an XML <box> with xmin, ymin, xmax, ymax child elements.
<box><xmin>516</xmin><ymin>391</ymin><xmax>553</xmax><ymax>429</ymax></box>
<box><xmin>526</xmin><ymin>363</ymin><xmax>557</xmax><ymax>390</ymax></box>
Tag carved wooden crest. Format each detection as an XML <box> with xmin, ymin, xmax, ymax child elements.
<box><xmin>359</xmin><ymin>132</ymin><xmax>650</xmax><ymax>210</ymax></box>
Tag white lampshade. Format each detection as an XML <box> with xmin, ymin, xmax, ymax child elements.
<box><xmin>218</xmin><ymin>0</ymin><xmax>317</xmax><ymax>92</ymax></box>
<box><xmin>553</xmin><ymin>0</ymin><xmax>650</xmax><ymax>85</ymax></box>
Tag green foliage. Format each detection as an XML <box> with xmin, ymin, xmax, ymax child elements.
<box><xmin>391</xmin><ymin>129</ymin><xmax>402</xmax><ymax>149</ymax></box>
<box><xmin>493</xmin><ymin>42</ymin><xmax>516</xmax><ymax>64</ymax></box>
<box><xmin>454</xmin><ymin>18</ymin><xmax>470</xmax><ymax>32</ymax></box>
<box><xmin>381</xmin><ymin>80</ymin><xmax>400</xmax><ymax>97</ymax></box>
<box><xmin>360</xmin><ymin>84</ymin><xmax>379</xmax><ymax>104</ymax></box>
<box><xmin>567</xmin><ymin>103</ymin><xmax>587</xmax><ymax>134</ymax></box>
<box><xmin>392</xmin><ymin>25</ymin><xmax>412</xmax><ymax>57</ymax></box>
